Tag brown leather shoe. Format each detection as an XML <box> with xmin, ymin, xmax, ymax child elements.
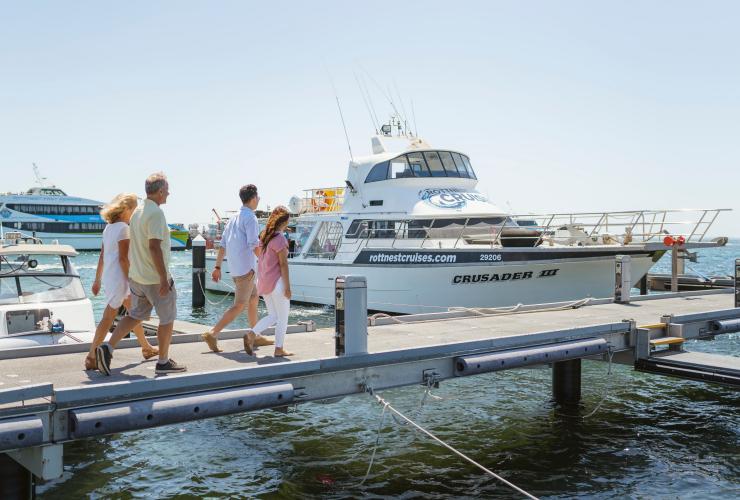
<box><xmin>254</xmin><ymin>335</ymin><xmax>275</xmax><ymax>347</ymax></box>
<box><xmin>201</xmin><ymin>331</ymin><xmax>222</xmax><ymax>353</ymax></box>
<box><xmin>243</xmin><ymin>331</ymin><xmax>256</xmax><ymax>356</ymax></box>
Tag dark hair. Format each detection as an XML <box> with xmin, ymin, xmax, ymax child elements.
<box><xmin>260</xmin><ymin>206</ymin><xmax>290</xmax><ymax>252</ymax></box>
<box><xmin>239</xmin><ymin>184</ymin><xmax>258</xmax><ymax>204</ymax></box>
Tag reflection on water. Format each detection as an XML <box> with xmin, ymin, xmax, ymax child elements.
<box><xmin>38</xmin><ymin>243</ymin><xmax>740</xmax><ymax>498</ymax></box>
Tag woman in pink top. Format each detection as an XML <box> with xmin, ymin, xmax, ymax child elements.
<box><xmin>244</xmin><ymin>206</ymin><xmax>293</xmax><ymax>357</ymax></box>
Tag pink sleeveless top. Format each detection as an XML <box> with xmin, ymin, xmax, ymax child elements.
<box><xmin>257</xmin><ymin>234</ymin><xmax>288</xmax><ymax>295</ymax></box>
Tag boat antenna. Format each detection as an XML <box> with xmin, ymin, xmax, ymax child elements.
<box><xmin>361</xmin><ymin>75</ymin><xmax>382</xmax><ymax>134</ymax></box>
<box><xmin>393</xmin><ymin>81</ymin><xmax>411</xmax><ymax>136</ymax></box>
<box><xmin>411</xmin><ymin>98</ymin><xmax>419</xmax><ymax>137</ymax></box>
<box><xmin>325</xmin><ymin>66</ymin><xmax>354</xmax><ymax>162</ymax></box>
<box><xmin>354</xmin><ymin>70</ymin><xmax>379</xmax><ymax>134</ymax></box>
<box><xmin>32</xmin><ymin>163</ymin><xmax>49</xmax><ymax>188</ymax></box>
<box><xmin>361</xmin><ymin>66</ymin><xmax>403</xmax><ymax>126</ymax></box>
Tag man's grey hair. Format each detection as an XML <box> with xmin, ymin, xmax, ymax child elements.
<box><xmin>145</xmin><ymin>172</ymin><xmax>168</xmax><ymax>195</ymax></box>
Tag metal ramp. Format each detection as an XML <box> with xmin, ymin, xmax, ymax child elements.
<box><xmin>636</xmin><ymin>351</ymin><xmax>740</xmax><ymax>387</ymax></box>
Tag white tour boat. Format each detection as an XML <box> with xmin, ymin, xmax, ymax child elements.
<box><xmin>0</xmin><ymin>238</ymin><xmax>95</xmax><ymax>349</ymax></box>
<box><xmin>206</xmin><ymin>122</ymin><xmax>729</xmax><ymax>314</ymax></box>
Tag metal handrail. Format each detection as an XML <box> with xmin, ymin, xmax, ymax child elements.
<box><xmin>292</xmin><ymin>208</ymin><xmax>730</xmax><ymax>260</ymax></box>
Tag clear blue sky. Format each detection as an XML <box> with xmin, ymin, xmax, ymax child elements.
<box><xmin>1</xmin><ymin>1</ymin><xmax>738</xmax><ymax>236</ymax></box>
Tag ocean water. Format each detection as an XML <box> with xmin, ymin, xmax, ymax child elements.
<box><xmin>37</xmin><ymin>242</ymin><xmax>740</xmax><ymax>498</ymax></box>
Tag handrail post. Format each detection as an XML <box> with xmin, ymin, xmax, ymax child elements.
<box><xmin>453</xmin><ymin>218</ymin><xmax>470</xmax><ymax>249</ymax></box>
<box><xmin>421</xmin><ymin>219</ymin><xmax>435</xmax><ymax>249</ymax></box>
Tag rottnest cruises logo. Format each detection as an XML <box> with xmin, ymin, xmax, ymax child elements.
<box><xmin>418</xmin><ymin>188</ymin><xmax>487</xmax><ymax>209</ymax></box>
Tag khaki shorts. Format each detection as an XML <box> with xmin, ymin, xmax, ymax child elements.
<box><xmin>128</xmin><ymin>278</ymin><xmax>177</xmax><ymax>325</ymax></box>
<box><xmin>233</xmin><ymin>270</ymin><xmax>257</xmax><ymax>305</ymax></box>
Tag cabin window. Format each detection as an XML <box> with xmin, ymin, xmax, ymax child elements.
<box><xmin>451</xmin><ymin>153</ymin><xmax>469</xmax><ymax>178</ymax></box>
<box><xmin>461</xmin><ymin>155</ymin><xmax>476</xmax><ymax>179</ymax></box>
<box><xmin>423</xmin><ymin>151</ymin><xmax>447</xmax><ymax>177</ymax></box>
<box><xmin>366</xmin><ymin>151</ymin><xmax>477</xmax><ymax>182</ymax></box>
<box><xmin>365</xmin><ymin>161</ymin><xmax>389</xmax><ymax>183</ymax></box>
<box><xmin>389</xmin><ymin>155</ymin><xmax>414</xmax><ymax>179</ymax></box>
<box><xmin>439</xmin><ymin>151</ymin><xmax>460</xmax><ymax>177</ymax></box>
<box><xmin>406</xmin><ymin>153</ymin><xmax>431</xmax><ymax>177</ymax></box>
<box><xmin>306</xmin><ymin>221</ymin><xmax>343</xmax><ymax>259</ymax></box>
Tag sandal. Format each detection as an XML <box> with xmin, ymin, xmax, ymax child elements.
<box><xmin>84</xmin><ymin>355</ymin><xmax>97</xmax><ymax>370</ymax></box>
<box><xmin>142</xmin><ymin>347</ymin><xmax>159</xmax><ymax>360</ymax></box>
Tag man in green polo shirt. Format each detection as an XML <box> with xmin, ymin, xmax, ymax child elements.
<box><xmin>96</xmin><ymin>172</ymin><xmax>186</xmax><ymax>375</ymax></box>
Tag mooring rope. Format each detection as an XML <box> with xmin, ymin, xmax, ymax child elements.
<box><xmin>196</xmin><ymin>275</ymin><xmax>235</xmax><ymax>306</ymax></box>
<box><xmin>363</xmin><ymin>387</ymin><xmax>540</xmax><ymax>500</ymax></box>
<box><xmin>554</xmin><ymin>348</ymin><xmax>615</xmax><ymax>420</ymax></box>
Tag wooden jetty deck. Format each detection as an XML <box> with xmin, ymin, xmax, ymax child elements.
<box><xmin>1</xmin><ymin>288</ymin><xmax>738</xmax><ymax>486</ymax></box>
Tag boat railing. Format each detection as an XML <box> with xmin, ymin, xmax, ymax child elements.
<box><xmin>306</xmin><ymin>208</ymin><xmax>731</xmax><ymax>258</ymax></box>
<box><xmin>511</xmin><ymin>208</ymin><xmax>731</xmax><ymax>245</ymax></box>
<box><xmin>301</xmin><ymin>187</ymin><xmax>346</xmax><ymax>214</ymax></box>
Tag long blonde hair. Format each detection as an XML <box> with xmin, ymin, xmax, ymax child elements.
<box><xmin>100</xmin><ymin>193</ymin><xmax>138</xmax><ymax>223</ymax></box>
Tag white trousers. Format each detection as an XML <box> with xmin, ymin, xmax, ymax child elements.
<box><xmin>252</xmin><ymin>280</ymin><xmax>290</xmax><ymax>348</ymax></box>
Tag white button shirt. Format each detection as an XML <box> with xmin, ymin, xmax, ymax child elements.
<box><xmin>221</xmin><ymin>206</ymin><xmax>259</xmax><ymax>278</ymax></box>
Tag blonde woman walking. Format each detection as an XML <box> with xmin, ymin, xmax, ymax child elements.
<box><xmin>85</xmin><ymin>193</ymin><xmax>158</xmax><ymax>370</ymax></box>
<box><xmin>244</xmin><ymin>206</ymin><xmax>293</xmax><ymax>357</ymax></box>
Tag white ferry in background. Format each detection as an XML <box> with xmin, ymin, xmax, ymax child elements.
<box><xmin>206</xmin><ymin>120</ymin><xmax>729</xmax><ymax>314</ymax></box>
<box><xmin>0</xmin><ymin>166</ymin><xmax>190</xmax><ymax>250</ymax></box>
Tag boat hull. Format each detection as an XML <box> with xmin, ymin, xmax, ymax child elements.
<box><xmin>0</xmin><ymin>298</ymin><xmax>96</xmax><ymax>349</ymax></box>
<box><xmin>205</xmin><ymin>251</ymin><xmax>658</xmax><ymax>314</ymax></box>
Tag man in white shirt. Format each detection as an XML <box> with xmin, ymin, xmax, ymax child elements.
<box><xmin>201</xmin><ymin>184</ymin><xmax>274</xmax><ymax>352</ymax></box>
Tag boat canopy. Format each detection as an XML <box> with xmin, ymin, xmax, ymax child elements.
<box><xmin>0</xmin><ymin>243</ymin><xmax>78</xmax><ymax>257</ymax></box>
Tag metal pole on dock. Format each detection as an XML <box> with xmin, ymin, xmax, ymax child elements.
<box><xmin>552</xmin><ymin>359</ymin><xmax>581</xmax><ymax>404</ymax></box>
<box><xmin>192</xmin><ymin>235</ymin><xmax>206</xmax><ymax>309</ymax></box>
<box><xmin>671</xmin><ymin>247</ymin><xmax>679</xmax><ymax>292</ymax></box>
<box><xmin>334</xmin><ymin>275</ymin><xmax>368</xmax><ymax>356</ymax></box>
<box><xmin>614</xmin><ymin>255</ymin><xmax>631</xmax><ymax>303</ymax></box>
<box><xmin>0</xmin><ymin>453</ymin><xmax>34</xmax><ymax>500</ymax></box>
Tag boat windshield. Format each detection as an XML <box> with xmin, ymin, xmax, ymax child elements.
<box><xmin>365</xmin><ymin>151</ymin><xmax>477</xmax><ymax>183</ymax></box>
<box><xmin>0</xmin><ymin>253</ymin><xmax>85</xmax><ymax>305</ymax></box>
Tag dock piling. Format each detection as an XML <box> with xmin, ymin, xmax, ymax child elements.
<box><xmin>192</xmin><ymin>236</ymin><xmax>206</xmax><ymax>308</ymax></box>
<box><xmin>334</xmin><ymin>275</ymin><xmax>368</xmax><ymax>356</ymax></box>
<box><xmin>0</xmin><ymin>453</ymin><xmax>34</xmax><ymax>500</ymax></box>
<box><xmin>552</xmin><ymin>359</ymin><xmax>581</xmax><ymax>404</ymax></box>
<box><xmin>735</xmin><ymin>259</ymin><xmax>739</xmax><ymax>308</ymax></box>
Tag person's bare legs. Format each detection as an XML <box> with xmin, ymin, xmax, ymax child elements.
<box><xmin>122</xmin><ymin>296</ymin><xmax>158</xmax><ymax>359</ymax></box>
<box><xmin>108</xmin><ymin>316</ymin><xmax>144</xmax><ymax>348</ymax></box>
<box><xmin>86</xmin><ymin>305</ymin><xmax>118</xmax><ymax>369</ymax></box>
<box><xmin>86</xmin><ymin>305</ymin><xmax>159</xmax><ymax>369</ymax></box>
<box><xmin>156</xmin><ymin>322</ymin><xmax>174</xmax><ymax>362</ymax></box>
<box><xmin>212</xmin><ymin>301</ymin><xmax>247</xmax><ymax>335</ymax></box>
<box><xmin>132</xmin><ymin>323</ymin><xmax>158</xmax><ymax>359</ymax></box>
